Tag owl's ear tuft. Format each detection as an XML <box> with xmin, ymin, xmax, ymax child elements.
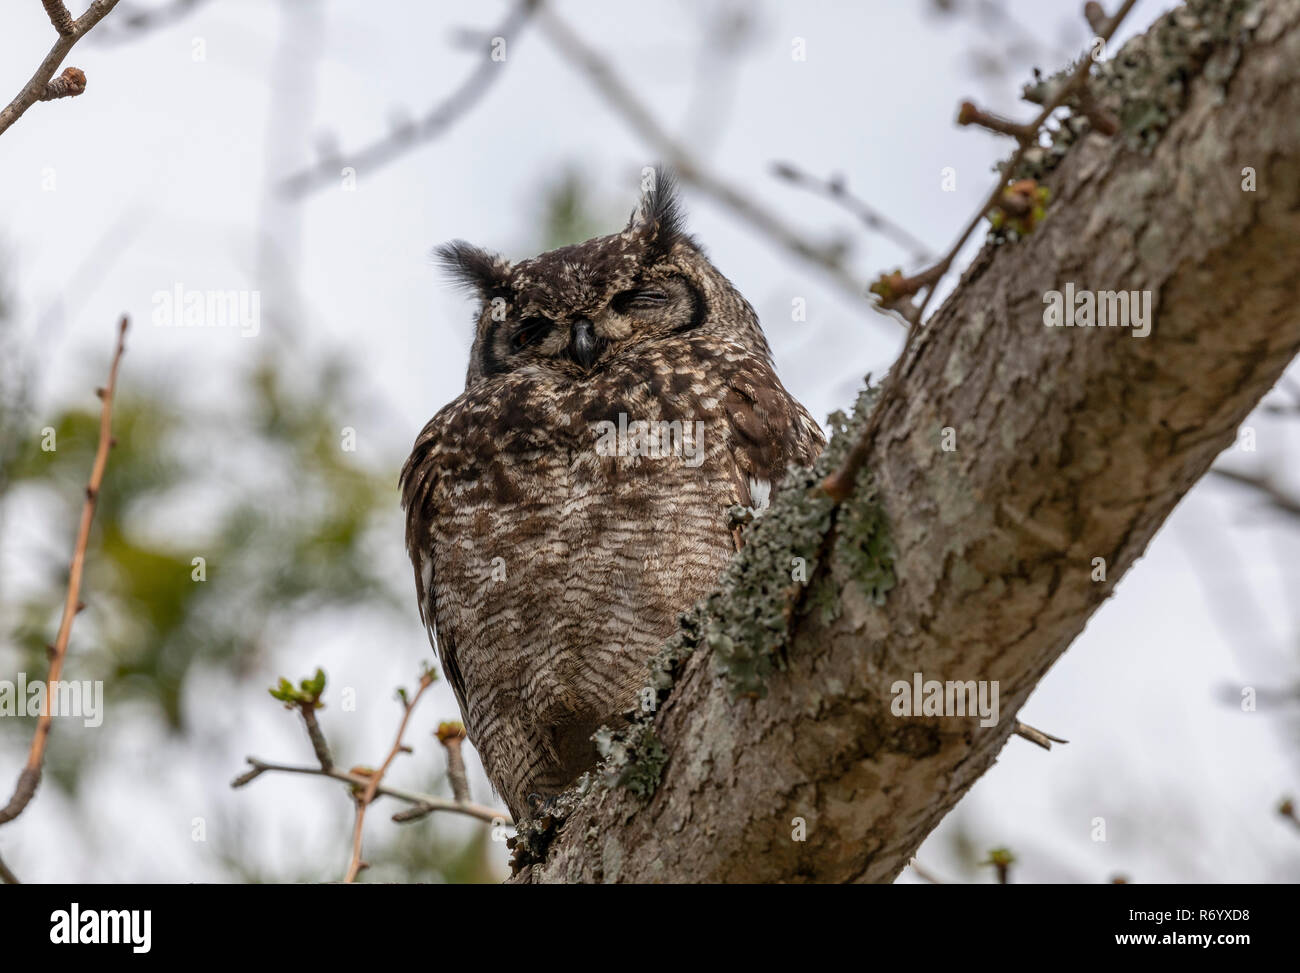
<box><xmin>626</xmin><ymin>166</ymin><xmax>687</xmax><ymax>258</ymax></box>
<box><xmin>436</xmin><ymin>241</ymin><xmax>512</xmax><ymax>298</ymax></box>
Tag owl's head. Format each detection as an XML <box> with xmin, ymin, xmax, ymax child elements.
<box><xmin>438</xmin><ymin>168</ymin><xmax>771</xmax><ymax>387</ymax></box>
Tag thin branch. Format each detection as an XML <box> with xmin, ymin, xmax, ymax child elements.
<box><xmin>517</xmin><ymin>0</ymin><xmax>1300</xmax><ymax>884</ymax></box>
<box><xmin>771</xmin><ymin>162</ymin><xmax>935</xmax><ymax>264</ymax></box>
<box><xmin>1075</xmin><ymin>83</ymin><xmax>1120</xmax><ymax>136</ymax></box>
<box><xmin>344</xmin><ymin>672</ymin><xmax>435</xmax><ymax>882</ymax></box>
<box><xmin>278</xmin><ymin>0</ymin><xmax>540</xmax><ymax>197</ymax></box>
<box><xmin>42</xmin><ymin>0</ymin><xmax>76</xmax><ymax>35</ymax></box>
<box><xmin>906</xmin><ymin>858</ymin><xmax>946</xmax><ymax>884</ymax></box>
<box><xmin>822</xmin><ymin>0</ymin><xmax>1139</xmax><ymax>504</ymax></box>
<box><xmin>0</xmin><ymin>316</ymin><xmax>128</xmax><ymax>826</ymax></box>
<box><xmin>0</xmin><ymin>0</ymin><xmax>122</xmax><ymax>138</ymax></box>
<box><xmin>911</xmin><ymin>0</ymin><xmax>1139</xmax><ymax>322</ymax></box>
<box><xmin>1013</xmin><ymin>720</ymin><xmax>1069</xmax><ymax>750</ymax></box>
<box><xmin>536</xmin><ymin>4</ymin><xmax>890</xmax><ymax>324</ymax></box>
<box><xmin>957</xmin><ymin>100</ymin><xmax>1036</xmax><ymax>140</ymax></box>
<box><xmin>298</xmin><ymin>702</ymin><xmax>333</xmax><ymax>771</ymax></box>
<box><xmin>232</xmin><ymin>757</ymin><xmax>507</xmax><ymax>826</ymax></box>
<box><xmin>984</xmin><ymin>848</ymin><xmax>1015</xmax><ymax>884</ymax></box>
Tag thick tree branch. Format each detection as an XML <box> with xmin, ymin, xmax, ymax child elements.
<box><xmin>518</xmin><ymin>0</ymin><xmax>1300</xmax><ymax>883</ymax></box>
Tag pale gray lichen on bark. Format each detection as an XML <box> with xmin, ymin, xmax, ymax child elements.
<box><xmin>1017</xmin><ymin>0</ymin><xmax>1263</xmax><ymax>185</ymax></box>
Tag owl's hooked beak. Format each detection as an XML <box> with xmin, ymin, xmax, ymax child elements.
<box><xmin>569</xmin><ymin>318</ymin><xmax>598</xmax><ymax>370</ymax></box>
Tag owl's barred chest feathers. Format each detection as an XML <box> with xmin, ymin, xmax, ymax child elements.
<box><xmin>401</xmin><ymin>169</ymin><xmax>824</xmax><ymax>818</ymax></box>
<box><xmin>425</xmin><ymin>338</ymin><xmax>777</xmax><ymax>690</ymax></box>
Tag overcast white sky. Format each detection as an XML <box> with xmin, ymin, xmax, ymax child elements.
<box><xmin>1</xmin><ymin>0</ymin><xmax>1297</xmax><ymax>882</ymax></box>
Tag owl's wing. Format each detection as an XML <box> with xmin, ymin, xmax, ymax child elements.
<box><xmin>722</xmin><ymin>356</ymin><xmax>826</xmax><ymax>510</ymax></box>
<box><xmin>399</xmin><ymin>415</ymin><xmax>471</xmax><ymax>720</ymax></box>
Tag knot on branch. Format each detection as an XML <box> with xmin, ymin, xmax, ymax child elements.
<box><xmin>40</xmin><ymin>67</ymin><xmax>86</xmax><ymax>102</ymax></box>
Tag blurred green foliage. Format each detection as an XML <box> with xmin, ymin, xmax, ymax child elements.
<box><xmin>3</xmin><ymin>355</ymin><xmax>399</xmax><ymax>733</ymax></box>
<box><xmin>538</xmin><ymin>167</ymin><xmax>610</xmax><ymax>251</ymax></box>
<box><xmin>0</xmin><ymin>333</ymin><xmax>499</xmax><ymax>881</ymax></box>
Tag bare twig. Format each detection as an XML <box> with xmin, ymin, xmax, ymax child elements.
<box><xmin>89</xmin><ymin>0</ymin><xmax>209</xmax><ymax>43</ymax></box>
<box><xmin>0</xmin><ymin>316</ymin><xmax>128</xmax><ymax>827</ymax></box>
<box><xmin>39</xmin><ymin>67</ymin><xmax>86</xmax><ymax>101</ymax></box>
<box><xmin>232</xmin><ymin>756</ymin><xmax>507</xmax><ymax>826</ymax></box>
<box><xmin>911</xmin><ymin>0</ymin><xmax>1138</xmax><ymax>322</ymax></box>
<box><xmin>957</xmin><ymin>100</ymin><xmax>1036</xmax><ymax>141</ymax></box>
<box><xmin>0</xmin><ymin>849</ymin><xmax>19</xmax><ymax>885</ymax></box>
<box><xmin>437</xmin><ymin>721</ymin><xmax>471</xmax><ymax>804</ymax></box>
<box><xmin>278</xmin><ymin>0</ymin><xmax>540</xmax><ymax>197</ymax></box>
<box><xmin>1013</xmin><ymin>720</ymin><xmax>1069</xmax><ymax>750</ymax></box>
<box><xmin>0</xmin><ymin>0</ymin><xmax>122</xmax><ymax>138</ymax></box>
<box><xmin>344</xmin><ymin>671</ymin><xmax>436</xmax><ymax>882</ymax></box>
<box><xmin>907</xmin><ymin>858</ymin><xmax>946</xmax><ymax>883</ymax></box>
<box><xmin>822</xmin><ymin>0</ymin><xmax>1139</xmax><ymax>504</ymax></box>
<box><xmin>299</xmin><ymin>703</ymin><xmax>333</xmax><ymax>771</ymax></box>
<box><xmin>771</xmin><ymin>162</ymin><xmax>934</xmax><ymax>264</ymax></box>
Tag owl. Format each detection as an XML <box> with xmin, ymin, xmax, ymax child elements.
<box><xmin>400</xmin><ymin>169</ymin><xmax>824</xmax><ymax>820</ymax></box>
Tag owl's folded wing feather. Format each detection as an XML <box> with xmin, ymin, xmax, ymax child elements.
<box><xmin>722</xmin><ymin>356</ymin><xmax>826</xmax><ymax>510</ymax></box>
<box><xmin>399</xmin><ymin>415</ymin><xmax>471</xmax><ymax>720</ymax></box>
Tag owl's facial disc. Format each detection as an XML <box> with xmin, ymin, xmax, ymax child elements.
<box><xmin>486</xmin><ymin>274</ymin><xmax>703</xmax><ymax>378</ymax></box>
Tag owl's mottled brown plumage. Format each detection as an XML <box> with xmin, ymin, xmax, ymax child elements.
<box><xmin>400</xmin><ymin>170</ymin><xmax>824</xmax><ymax>819</ymax></box>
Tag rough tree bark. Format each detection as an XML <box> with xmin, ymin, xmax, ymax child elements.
<box><xmin>515</xmin><ymin>0</ymin><xmax>1300</xmax><ymax>883</ymax></box>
